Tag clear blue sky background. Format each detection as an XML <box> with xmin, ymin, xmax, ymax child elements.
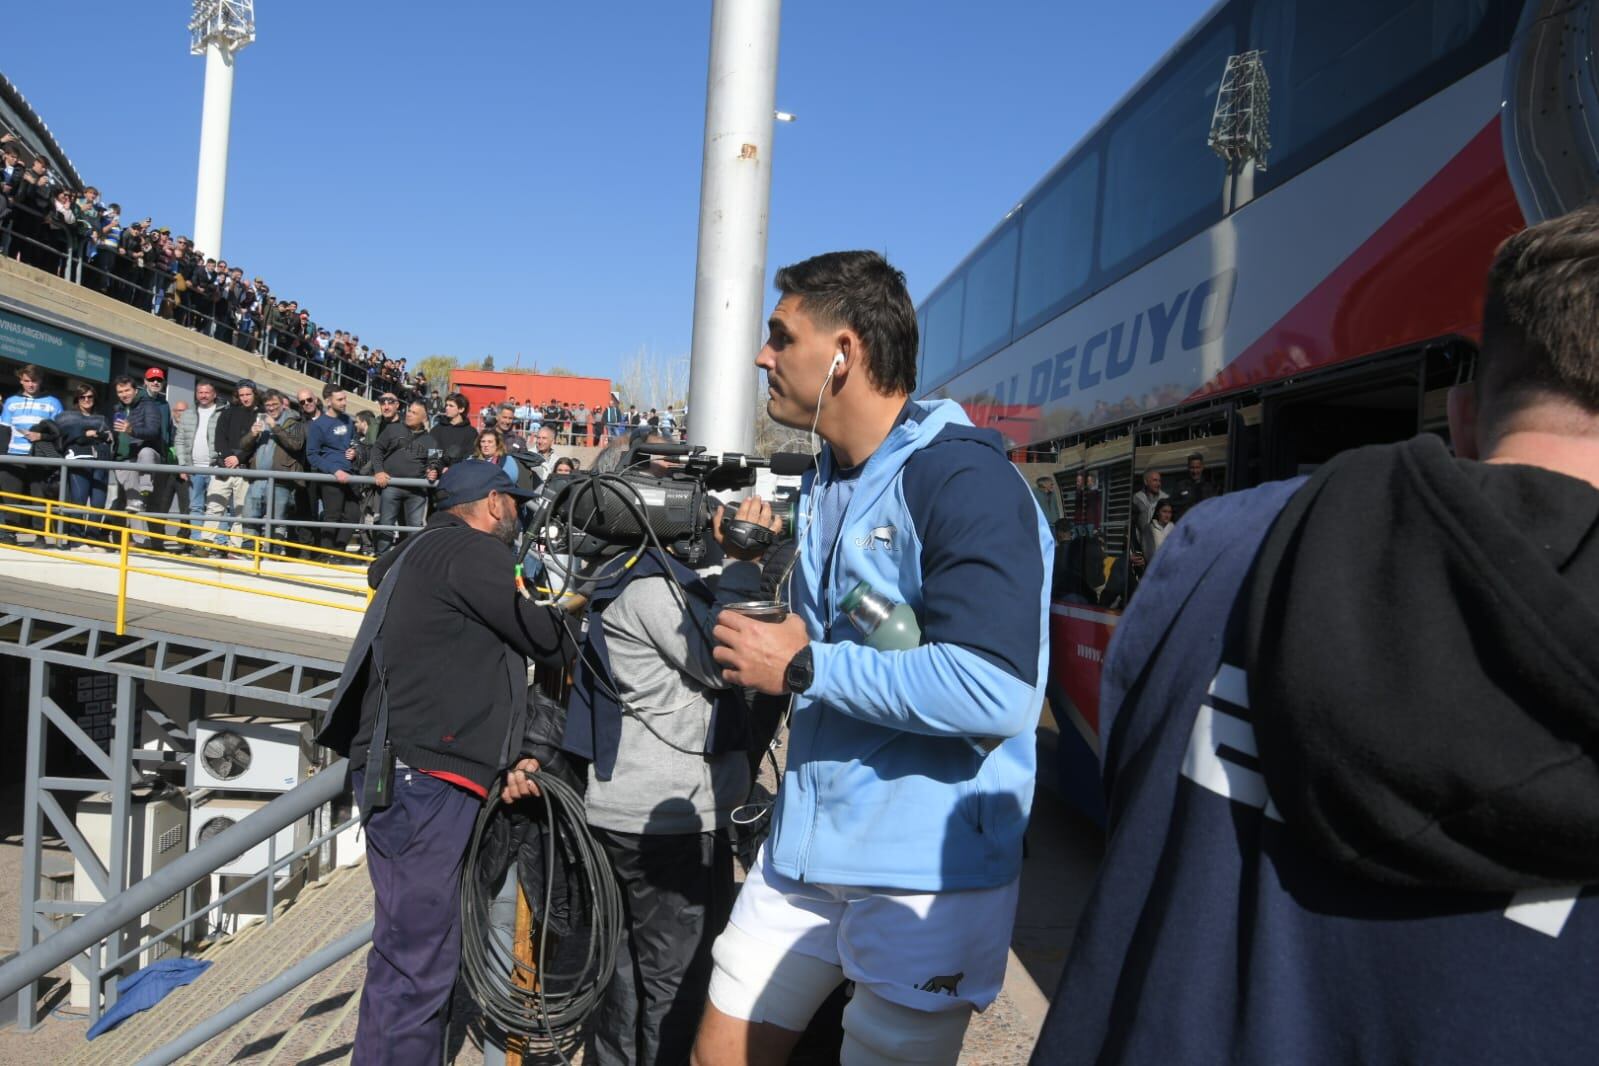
<box><xmin>5</xmin><ymin>0</ymin><xmax>1211</xmax><ymax>382</ymax></box>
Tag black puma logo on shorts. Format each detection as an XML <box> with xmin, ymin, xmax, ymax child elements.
<box><xmin>915</xmin><ymin>972</ymin><xmax>964</xmax><ymax>995</ymax></box>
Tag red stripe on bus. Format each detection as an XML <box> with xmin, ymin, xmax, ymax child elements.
<box><xmin>1192</xmin><ymin>118</ymin><xmax>1524</xmax><ymax>400</ymax></box>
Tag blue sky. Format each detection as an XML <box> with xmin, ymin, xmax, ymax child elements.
<box><xmin>4</xmin><ymin>0</ymin><xmax>1212</xmax><ymax>383</ymax></box>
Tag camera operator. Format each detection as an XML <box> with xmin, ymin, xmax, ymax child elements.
<box><xmin>559</xmin><ymin>435</ymin><xmax>779</xmax><ymax>1066</ymax></box>
<box><xmin>371</xmin><ymin>398</ymin><xmax>441</xmax><ymax>553</ymax></box>
<box><xmin>318</xmin><ymin>460</ymin><xmax>571</xmax><ymax>1066</ymax></box>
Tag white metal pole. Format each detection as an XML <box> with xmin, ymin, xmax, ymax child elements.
<box><xmin>193</xmin><ymin>41</ymin><xmax>235</xmax><ymax>259</ymax></box>
<box><xmin>686</xmin><ymin>0</ymin><xmax>782</xmax><ymax>456</ymax></box>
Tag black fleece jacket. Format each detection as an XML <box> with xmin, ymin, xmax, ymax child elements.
<box><xmin>1250</xmin><ymin>433</ymin><xmax>1599</xmax><ymax>892</ymax></box>
<box><xmin>348</xmin><ymin>512</ymin><xmax>571</xmax><ymax>791</ymax></box>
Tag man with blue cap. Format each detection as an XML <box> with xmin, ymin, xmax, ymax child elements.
<box><xmin>317</xmin><ymin>458</ymin><xmax>573</xmax><ymax>1066</ymax></box>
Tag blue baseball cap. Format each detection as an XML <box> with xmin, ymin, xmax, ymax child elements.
<box><xmin>434</xmin><ymin>460</ymin><xmax>537</xmax><ymax>510</ymax></box>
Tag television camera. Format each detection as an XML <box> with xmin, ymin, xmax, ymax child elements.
<box><xmin>522</xmin><ymin>443</ymin><xmax>810</xmax><ymax>569</ymax></box>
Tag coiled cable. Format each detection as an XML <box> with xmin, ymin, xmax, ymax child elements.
<box><xmin>459</xmin><ymin>770</ymin><xmax>622</xmax><ymax>1063</ymax></box>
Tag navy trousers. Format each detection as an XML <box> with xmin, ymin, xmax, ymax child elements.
<box><xmin>352</xmin><ymin>767</ymin><xmax>482</xmax><ymax>1066</ymax></box>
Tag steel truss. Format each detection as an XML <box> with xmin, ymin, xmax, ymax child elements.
<box><xmin>0</xmin><ymin>600</ymin><xmax>341</xmax><ymax>1030</ymax></box>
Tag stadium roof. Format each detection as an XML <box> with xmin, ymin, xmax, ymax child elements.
<box><xmin>0</xmin><ymin>71</ymin><xmax>84</xmax><ymax>189</ymax></box>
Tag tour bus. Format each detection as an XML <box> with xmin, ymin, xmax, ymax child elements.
<box><xmin>912</xmin><ymin>0</ymin><xmax>1598</xmax><ymax>821</ymax></box>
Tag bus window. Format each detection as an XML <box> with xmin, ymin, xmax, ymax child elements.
<box><xmin>960</xmin><ymin>222</ymin><xmax>1020</xmax><ymax>366</ymax></box>
<box><xmin>1099</xmin><ymin>25</ymin><xmax>1234</xmax><ymax>276</ymax></box>
<box><xmin>1251</xmin><ymin>0</ymin><xmax>1515</xmax><ymax>189</ymax></box>
<box><xmin>1262</xmin><ymin>364</ymin><xmax>1422</xmax><ymax>479</ymax></box>
<box><xmin>1015</xmin><ymin>151</ymin><xmax>1100</xmax><ymax>337</ymax></box>
<box><xmin>921</xmin><ymin>278</ymin><xmax>965</xmax><ymax>387</ymax></box>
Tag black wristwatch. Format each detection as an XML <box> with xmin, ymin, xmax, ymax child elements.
<box><xmin>784</xmin><ymin>645</ymin><xmax>815</xmax><ymax>694</ymax></box>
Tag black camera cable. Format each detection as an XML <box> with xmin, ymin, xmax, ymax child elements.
<box><xmin>458</xmin><ymin>769</ymin><xmax>623</xmax><ymax>1065</ymax></box>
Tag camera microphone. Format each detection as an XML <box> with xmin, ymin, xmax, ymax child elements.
<box><xmin>768</xmin><ymin>452</ymin><xmax>816</xmax><ymax>477</ymax></box>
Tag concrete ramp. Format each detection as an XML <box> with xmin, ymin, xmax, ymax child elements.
<box><xmin>63</xmin><ymin>862</ymin><xmax>374</xmax><ymax>1066</ymax></box>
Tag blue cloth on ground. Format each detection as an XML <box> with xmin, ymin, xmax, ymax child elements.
<box><xmin>85</xmin><ymin>957</ymin><xmax>211</xmax><ymax>1039</ymax></box>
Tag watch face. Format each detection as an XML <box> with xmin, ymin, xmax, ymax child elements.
<box><xmin>786</xmin><ymin>648</ymin><xmax>814</xmax><ymax>693</ymax></box>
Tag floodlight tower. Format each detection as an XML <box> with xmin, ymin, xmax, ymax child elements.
<box><xmin>189</xmin><ymin>0</ymin><xmax>255</xmax><ymax>259</ymax></box>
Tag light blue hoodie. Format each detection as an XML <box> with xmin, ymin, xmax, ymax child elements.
<box><xmin>767</xmin><ymin>399</ymin><xmax>1053</xmax><ymax>892</ymax></box>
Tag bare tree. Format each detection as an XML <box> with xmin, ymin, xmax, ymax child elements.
<box><xmin>617</xmin><ymin>345</ymin><xmax>690</xmax><ymax>412</ymax></box>
<box><xmin>753</xmin><ymin>371</ymin><xmax>812</xmax><ymax>455</ymax></box>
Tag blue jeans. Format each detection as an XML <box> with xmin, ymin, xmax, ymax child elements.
<box><xmin>376</xmin><ymin>486</ymin><xmax>428</xmax><ymax>554</ymax></box>
<box><xmin>67</xmin><ymin>467</ymin><xmax>109</xmax><ymax>543</ymax></box>
<box><xmin>245</xmin><ymin>479</ymin><xmax>295</xmax><ymax>549</ymax></box>
<box><xmin>187</xmin><ymin>472</ymin><xmax>213</xmax><ymax>544</ymax></box>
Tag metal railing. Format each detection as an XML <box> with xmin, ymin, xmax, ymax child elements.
<box><xmin>0</xmin><ymin>762</ymin><xmax>359</xmax><ymax>1030</ymax></box>
<box><xmin>0</xmin><ymin>491</ymin><xmax>385</xmax><ymax>632</ymax></box>
<box><xmin>2</xmin><ymin>218</ymin><xmax>419</xmax><ymax>402</ymax></box>
<box><xmin>2</xmin><ymin>452</ymin><xmax>430</xmax><ymax>549</ymax></box>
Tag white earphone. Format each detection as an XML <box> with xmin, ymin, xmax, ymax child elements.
<box><xmin>830</xmin><ymin>350</ymin><xmax>846</xmax><ymax>372</ymax></box>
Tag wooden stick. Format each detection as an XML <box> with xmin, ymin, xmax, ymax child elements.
<box><xmin>506</xmin><ymin>880</ymin><xmax>536</xmax><ymax>1066</ymax></box>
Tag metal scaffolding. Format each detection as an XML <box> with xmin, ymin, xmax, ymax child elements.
<box><xmin>0</xmin><ymin>599</ymin><xmax>341</xmax><ymax>1030</ymax></box>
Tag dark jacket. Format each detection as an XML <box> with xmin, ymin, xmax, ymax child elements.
<box><xmin>1170</xmin><ymin>473</ymin><xmax>1219</xmax><ymax>516</ymax></box>
<box><xmin>55</xmin><ymin>410</ymin><xmax>113</xmax><ymax>460</ymax></box>
<box><xmin>214</xmin><ymin>402</ymin><xmax>261</xmax><ymax>466</ymax></box>
<box><xmin>241</xmin><ymin>409</ymin><xmax>308</xmax><ymax>474</ymax></box>
<box><xmin>373</xmin><ymin>421</ymin><xmax>437</xmax><ymax>481</ymax></box>
<box><xmin>1036</xmin><ymin>435</ymin><xmax>1599</xmax><ymax>1066</ymax></box>
<box><xmin>345</xmin><ymin>513</ymin><xmax>570</xmax><ymax>791</ymax></box>
<box><xmin>112</xmin><ymin>391</ymin><xmax>169</xmax><ymax>459</ymax></box>
<box><xmin>432</xmin><ymin>419</ymin><xmax>477</xmax><ymax>465</ymax></box>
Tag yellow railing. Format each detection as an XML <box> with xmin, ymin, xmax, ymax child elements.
<box><xmin>0</xmin><ymin>490</ymin><xmax>375</xmax><ymax>634</ymax></box>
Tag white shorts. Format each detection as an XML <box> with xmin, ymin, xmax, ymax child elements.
<box><xmin>709</xmin><ymin>845</ymin><xmax>1018</xmax><ymax>1028</ymax></box>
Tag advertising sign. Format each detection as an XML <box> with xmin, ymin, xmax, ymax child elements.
<box><xmin>0</xmin><ymin>308</ymin><xmax>112</xmax><ymax>382</ymax></box>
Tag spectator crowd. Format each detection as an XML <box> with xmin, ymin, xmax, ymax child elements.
<box><xmin>1</xmin><ymin>134</ymin><xmax>426</xmax><ymax>404</ymax></box>
<box><xmin>0</xmin><ymin>364</ymin><xmax>621</xmax><ymax>558</ymax></box>
<box><xmin>478</xmin><ymin>395</ymin><xmax>687</xmax><ymax>447</ymax></box>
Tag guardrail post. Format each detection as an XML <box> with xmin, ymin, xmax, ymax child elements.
<box><xmin>56</xmin><ymin>466</ymin><xmax>70</xmax><ymax>548</ymax></box>
<box><xmin>102</xmin><ymin>675</ymin><xmax>136</xmax><ymax>1012</ymax></box>
<box><xmin>263</xmin><ymin>475</ymin><xmax>277</xmax><ymax>559</ymax></box>
<box><xmin>116</xmin><ymin>527</ymin><xmax>130</xmax><ymax>635</ymax></box>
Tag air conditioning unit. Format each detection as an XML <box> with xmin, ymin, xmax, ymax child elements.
<box><xmin>73</xmin><ymin>789</ymin><xmax>190</xmax><ymax>1007</ymax></box>
<box><xmin>190</xmin><ymin>719</ymin><xmax>312</xmax><ymax>793</ymax></box>
<box><xmin>189</xmin><ymin>796</ymin><xmax>298</xmax><ymax>878</ymax></box>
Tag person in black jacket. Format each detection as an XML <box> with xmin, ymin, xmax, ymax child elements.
<box><xmin>339</xmin><ymin>460</ymin><xmax>570</xmax><ymax>1066</ymax></box>
<box><xmin>109</xmin><ymin>375</ymin><xmax>170</xmax><ymax>547</ymax></box>
<box><xmin>1033</xmin><ymin>203</ymin><xmax>1599</xmax><ymax>1066</ymax></box>
<box><xmin>57</xmin><ymin>382</ymin><xmax>113</xmax><ymax>546</ymax></box>
<box><xmin>431</xmin><ymin>391</ymin><xmax>478</xmax><ymax>466</ymax></box>
<box><xmin>207</xmin><ymin>380</ymin><xmax>261</xmax><ymax>555</ymax></box>
<box><xmin>372</xmin><ymin>398</ymin><xmax>439</xmax><ymax>553</ymax></box>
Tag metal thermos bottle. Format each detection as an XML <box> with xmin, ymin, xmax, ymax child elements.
<box><xmin>840</xmin><ymin>581</ymin><xmax>921</xmax><ymax>650</ymax></box>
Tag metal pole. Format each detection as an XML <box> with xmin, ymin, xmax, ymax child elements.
<box><xmin>0</xmin><ymin>763</ymin><xmax>350</xmax><ymax>1003</ymax></box>
<box><xmin>103</xmin><ymin>674</ymin><xmax>136</xmax><ymax>1010</ymax></box>
<box><xmin>129</xmin><ymin>919</ymin><xmax>373</xmax><ymax>1066</ymax></box>
<box><xmin>686</xmin><ymin>0</ymin><xmax>782</xmax><ymax>457</ymax></box>
<box><xmin>16</xmin><ymin>659</ymin><xmax>47</xmax><ymax>1031</ymax></box>
<box><xmin>193</xmin><ymin>41</ymin><xmax>235</xmax><ymax>258</ymax></box>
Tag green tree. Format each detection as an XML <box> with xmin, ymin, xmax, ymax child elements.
<box><xmin>416</xmin><ymin>354</ymin><xmax>459</xmax><ymax>391</ymax></box>
<box><xmin>482</xmin><ymin>354</ymin><xmax>495</xmax><ymax>371</ymax></box>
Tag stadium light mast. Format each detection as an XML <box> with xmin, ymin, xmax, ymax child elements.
<box><xmin>686</xmin><ymin>0</ymin><xmax>782</xmax><ymax>458</ymax></box>
<box><xmin>189</xmin><ymin>0</ymin><xmax>255</xmax><ymax>259</ymax></box>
